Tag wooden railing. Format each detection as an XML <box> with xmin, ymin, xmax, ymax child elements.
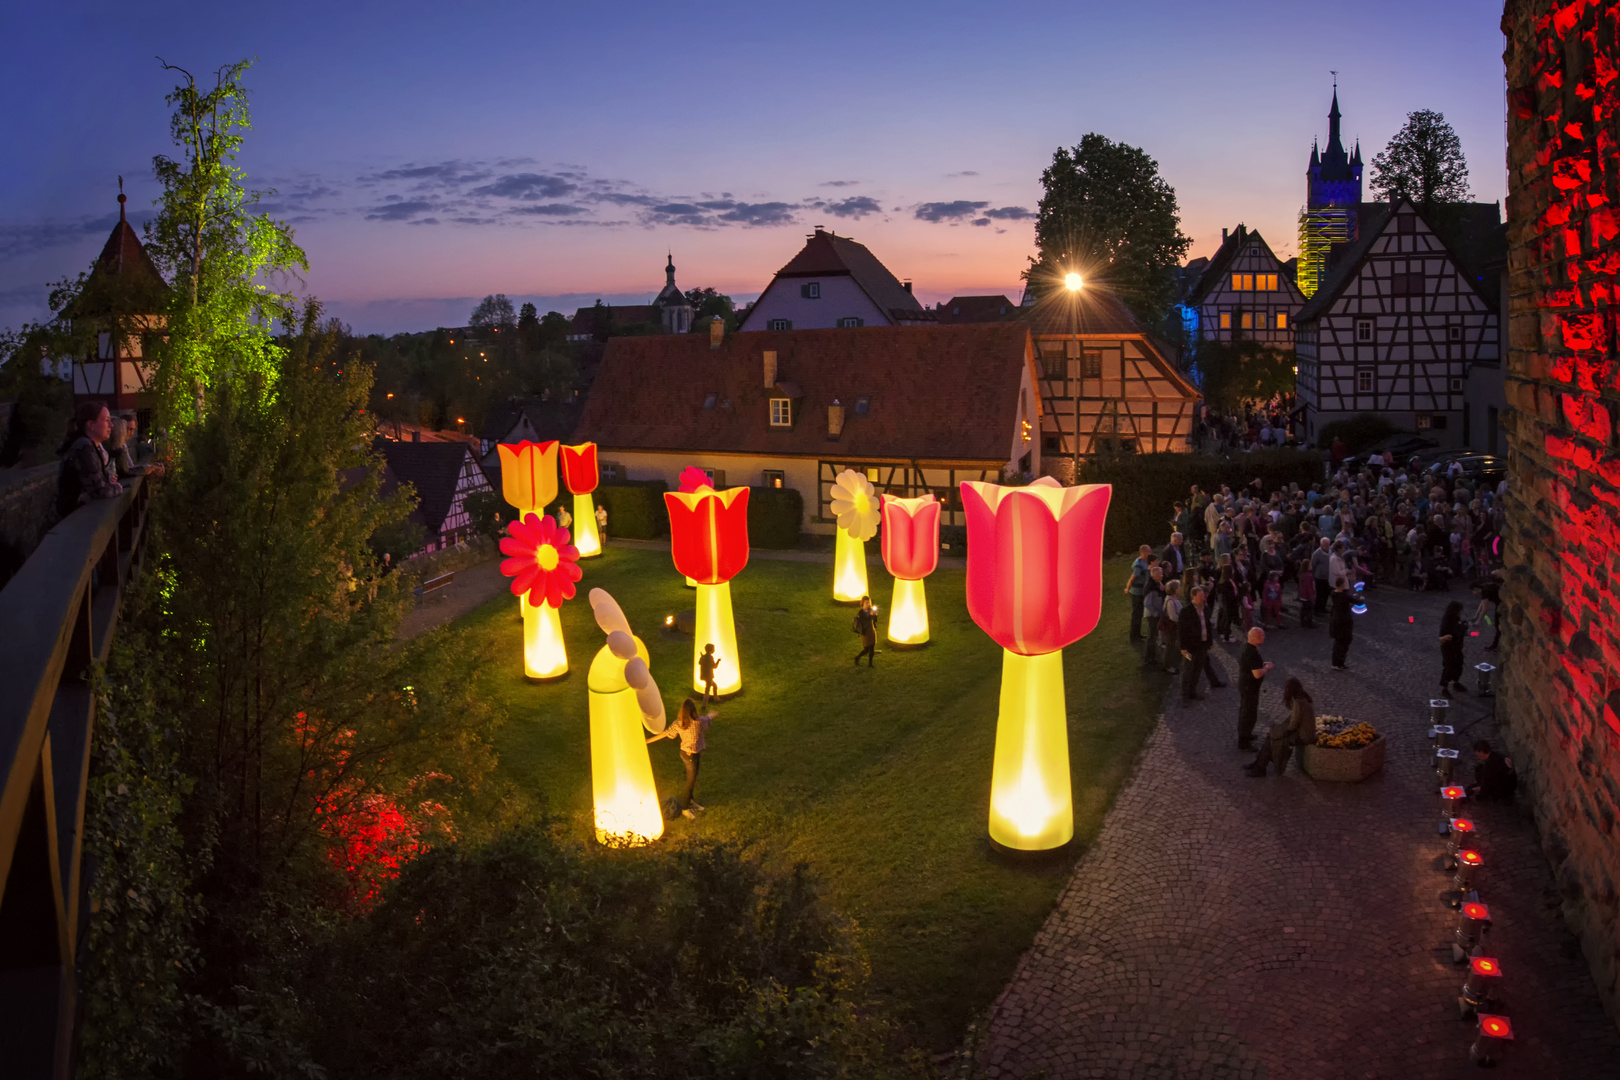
<box><xmin>0</xmin><ymin>472</ymin><xmax>151</xmax><ymax>1080</ymax></box>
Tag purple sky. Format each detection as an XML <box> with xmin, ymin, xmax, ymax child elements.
<box><xmin>1</xmin><ymin>1</ymin><xmax>1508</xmax><ymax>336</ymax></box>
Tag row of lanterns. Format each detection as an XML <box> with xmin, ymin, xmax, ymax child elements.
<box><xmin>1429</xmin><ymin>700</ymin><xmax>1514</xmax><ymax>1067</ymax></box>
<box><xmin>493</xmin><ymin>442</ymin><xmax>1112</xmax><ymax>854</ymax></box>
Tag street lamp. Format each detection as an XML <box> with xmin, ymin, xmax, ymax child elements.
<box><xmin>1066</xmin><ymin>269</ymin><xmax>1083</xmax><ymax>464</ymax></box>
<box><xmin>1064</xmin><ymin>272</ymin><xmax>1083</xmax><ymax>292</ymax></box>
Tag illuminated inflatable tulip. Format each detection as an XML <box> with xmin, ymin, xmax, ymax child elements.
<box><xmin>500</xmin><ymin>512</ymin><xmax>582</xmax><ymax>679</ymax></box>
<box><xmin>561</xmin><ymin>442</ymin><xmax>602</xmax><ymax>558</ymax></box>
<box><xmin>585</xmin><ymin>589</ymin><xmax>667</xmax><ymax>846</ymax></box>
<box><xmin>665</xmin><ymin>478</ymin><xmax>749</xmax><ymax>696</ymax></box>
<box><xmin>880</xmin><ymin>493</ymin><xmax>940</xmax><ymax>645</ymax></box>
<box><xmin>829</xmin><ymin>469</ymin><xmax>880</xmax><ymax>602</ymax></box>
<box><xmin>498</xmin><ymin>440</ymin><xmax>559</xmax><ymax>516</ymax></box>
<box><xmin>675</xmin><ymin>466</ymin><xmax>712</xmax><ymax>587</ymax></box>
<box><xmin>962</xmin><ymin>476</ymin><xmax>1111</xmax><ymax>851</ymax></box>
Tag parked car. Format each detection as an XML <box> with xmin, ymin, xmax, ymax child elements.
<box><xmin>1415</xmin><ymin>452</ymin><xmax>1506</xmax><ymax>486</ymax></box>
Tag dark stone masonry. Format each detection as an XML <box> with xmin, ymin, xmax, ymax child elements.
<box><xmin>1499</xmin><ymin>0</ymin><xmax>1620</xmax><ymax>1028</ymax></box>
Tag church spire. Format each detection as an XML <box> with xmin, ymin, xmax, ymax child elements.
<box><xmin>1310</xmin><ymin>139</ymin><xmax>1320</xmax><ymax>168</ymax></box>
<box><xmin>665</xmin><ymin>251</ymin><xmax>676</xmax><ymax>289</ymax></box>
<box><xmin>1327</xmin><ymin>89</ymin><xmax>1344</xmax><ymax>155</ymax></box>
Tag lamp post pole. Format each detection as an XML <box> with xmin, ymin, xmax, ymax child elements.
<box><xmin>1066</xmin><ymin>271</ymin><xmax>1083</xmax><ymax>466</ymax></box>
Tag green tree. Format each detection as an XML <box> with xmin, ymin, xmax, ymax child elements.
<box><xmin>1028</xmin><ymin>133</ymin><xmax>1192</xmax><ymax>327</ymax></box>
<box><xmin>468</xmin><ymin>293</ymin><xmax>516</xmax><ymax>333</ymax></box>
<box><xmin>1369</xmin><ymin>109</ymin><xmax>1471</xmax><ymax>209</ymax></box>
<box><xmin>684</xmin><ymin>286</ymin><xmax>736</xmax><ymax>330</ymax></box>
<box><xmin>144</xmin><ymin>59</ymin><xmax>307</xmax><ymax>430</ymax></box>
<box><xmin>1193</xmin><ymin>341</ymin><xmax>1297</xmax><ymax>414</ymax></box>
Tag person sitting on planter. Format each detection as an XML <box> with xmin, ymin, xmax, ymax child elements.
<box><xmin>1247</xmin><ymin>677</ymin><xmax>1315</xmax><ymax>777</ymax></box>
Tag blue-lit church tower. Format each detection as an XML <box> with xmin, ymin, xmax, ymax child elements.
<box><xmin>1298</xmin><ymin>88</ymin><xmax>1363</xmax><ymax>297</ymax></box>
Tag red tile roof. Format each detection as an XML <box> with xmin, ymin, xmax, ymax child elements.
<box><xmin>741</xmin><ymin>228</ymin><xmax>926</xmax><ymax>329</ymax></box>
<box><xmin>576</xmin><ymin>324</ymin><xmax>1034</xmax><ymax>463</ymax></box>
<box><xmin>937</xmin><ymin>295</ymin><xmax>1020</xmax><ymax>323</ymax></box>
<box><xmin>1019</xmin><ymin>288</ymin><xmax>1149</xmax><ymax>336</ymax></box>
<box><xmin>567</xmin><ymin>304</ymin><xmax>663</xmax><ymax>338</ymax></box>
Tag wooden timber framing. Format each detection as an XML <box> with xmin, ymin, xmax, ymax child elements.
<box><xmin>1030</xmin><ymin>332</ymin><xmax>1199</xmax><ymax>459</ymax></box>
<box><xmin>814</xmin><ymin>459</ymin><xmax>1002</xmax><ymax>527</ymax></box>
<box><xmin>1294</xmin><ymin>197</ymin><xmax>1501</xmax><ymax>443</ymax></box>
<box><xmin>0</xmin><ymin>473</ymin><xmax>152</xmax><ymax>1079</ymax></box>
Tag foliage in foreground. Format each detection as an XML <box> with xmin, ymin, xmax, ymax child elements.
<box><xmin>1191</xmin><ymin>340</ymin><xmax>1296</xmax><ymax>415</ymax></box>
<box><xmin>298</xmin><ymin>829</ymin><xmax>927</xmax><ymax>1080</ymax></box>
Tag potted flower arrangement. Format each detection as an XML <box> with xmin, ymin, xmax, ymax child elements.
<box><xmin>1302</xmin><ymin>715</ymin><xmax>1386</xmax><ymax>781</ymax></box>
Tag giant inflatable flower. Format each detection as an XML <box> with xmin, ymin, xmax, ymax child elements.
<box><xmin>501</xmin><ymin>512</ymin><xmax>583</xmax><ymax>608</ymax></box>
<box><xmin>561</xmin><ymin>442</ymin><xmax>603</xmax><ymax>557</ymax></box>
<box><xmin>585</xmin><ymin>589</ymin><xmax>666</xmax><ymax>846</ymax></box>
<box><xmin>830</xmin><ymin>469</ymin><xmax>880</xmax><ymax>539</ymax></box>
<box><xmin>829</xmin><ymin>469</ymin><xmax>879</xmax><ymax>602</ymax></box>
<box><xmin>499</xmin><ymin>512</ymin><xmax>582</xmax><ymax>679</ymax></box>
<box><xmin>664</xmin><ymin>480</ymin><xmax>750</xmax><ymax>694</ymax></box>
<box><xmin>498</xmin><ymin>440</ymin><xmax>559</xmax><ymax>515</ymax></box>
<box><xmin>880</xmin><ymin>493</ymin><xmax>941</xmax><ymax>644</ymax></box>
<box><xmin>960</xmin><ymin>476</ymin><xmax>1111</xmax><ymax>851</ymax></box>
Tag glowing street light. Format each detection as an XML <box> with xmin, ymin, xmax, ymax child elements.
<box><xmin>962</xmin><ymin>477</ymin><xmax>1111</xmax><ymax>851</ymax></box>
<box><xmin>1064</xmin><ymin>271</ymin><xmax>1083</xmax><ymax>292</ymax></box>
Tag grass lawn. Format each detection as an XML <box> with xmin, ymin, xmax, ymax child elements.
<box><xmin>437</xmin><ymin>545</ymin><xmax>1165</xmax><ymax>1050</ymax></box>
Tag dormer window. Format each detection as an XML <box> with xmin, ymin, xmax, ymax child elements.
<box><xmin>769</xmin><ymin>398</ymin><xmax>793</xmax><ymax>427</ymax></box>
<box><xmin>854</xmin><ymin>396</ymin><xmax>870</xmax><ymax>416</ymax></box>
<box><xmin>800</xmin><ymin>282</ymin><xmax>821</xmax><ymax>299</ymax></box>
<box><xmin>768</xmin><ymin>319</ymin><xmax>792</xmax><ymax>331</ymax></box>
<box><xmin>837</xmin><ymin>316</ymin><xmax>864</xmax><ymax>328</ymax></box>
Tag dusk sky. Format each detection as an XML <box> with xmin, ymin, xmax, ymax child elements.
<box><xmin>2</xmin><ymin>0</ymin><xmax>1508</xmax><ymax>336</ymax></box>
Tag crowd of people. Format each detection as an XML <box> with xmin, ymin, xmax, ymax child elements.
<box><xmin>1123</xmin><ymin>450</ymin><xmax>1515</xmax><ymax>790</ymax></box>
<box><xmin>1193</xmin><ymin>404</ymin><xmax>1299</xmax><ymax>453</ymax></box>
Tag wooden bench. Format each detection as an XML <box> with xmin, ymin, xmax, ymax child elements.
<box><xmin>416</xmin><ymin>571</ymin><xmax>456</xmax><ymax>603</ymax></box>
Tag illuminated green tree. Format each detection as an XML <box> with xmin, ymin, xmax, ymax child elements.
<box><xmin>144</xmin><ymin>58</ymin><xmax>307</xmax><ymax>430</ymax></box>
<box><xmin>1028</xmin><ymin>133</ymin><xmax>1192</xmax><ymax>327</ymax></box>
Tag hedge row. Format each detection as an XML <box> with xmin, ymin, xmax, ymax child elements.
<box><xmin>747</xmin><ymin>486</ymin><xmax>803</xmax><ymax>549</ymax></box>
<box><xmin>595</xmin><ymin>481</ymin><xmax>669</xmax><ymax>540</ymax></box>
<box><xmin>1076</xmin><ymin>450</ymin><xmax>1327</xmax><ymax>555</ymax></box>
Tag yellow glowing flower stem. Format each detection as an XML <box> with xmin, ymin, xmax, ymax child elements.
<box><xmin>573</xmin><ymin>492</ymin><xmax>601</xmax><ymax>557</ymax></box>
<box><xmin>886</xmin><ymin>576</ymin><xmax>930</xmax><ymax>644</ymax></box>
<box><xmin>588</xmin><ymin>680</ymin><xmax>665</xmax><ymax>845</ymax></box>
<box><xmin>693</xmin><ymin>581</ymin><xmax>742</xmax><ymax>695</ymax></box>
<box><xmin>832</xmin><ymin>529</ymin><xmax>869</xmax><ymax>603</ymax></box>
<box><xmin>521</xmin><ymin>594</ymin><xmax>568</xmax><ymax>680</ymax></box>
<box><xmin>987</xmin><ymin>649</ymin><xmax>1073</xmax><ymax>851</ymax></box>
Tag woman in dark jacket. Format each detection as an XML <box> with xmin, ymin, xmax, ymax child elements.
<box><xmin>1329</xmin><ymin>581</ymin><xmax>1354</xmax><ymax>669</ymax></box>
<box><xmin>1439</xmin><ymin>601</ymin><xmax>1468</xmax><ymax>696</ymax></box>
<box><xmin>55</xmin><ymin>400</ymin><xmax>122</xmax><ymax>519</ymax></box>
<box><xmin>1248</xmin><ymin>677</ymin><xmax>1316</xmax><ymax>776</ymax></box>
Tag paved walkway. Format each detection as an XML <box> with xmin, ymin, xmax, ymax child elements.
<box><xmin>982</xmin><ymin>582</ymin><xmax>1620</xmax><ymax>1078</ymax></box>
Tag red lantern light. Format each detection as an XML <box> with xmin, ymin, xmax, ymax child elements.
<box><xmin>1480</xmin><ymin>1015</ymin><xmax>1512</xmax><ymax>1039</ymax></box>
<box><xmin>1442</xmin><ymin>786</ymin><xmax>1466</xmax><ymax>799</ymax></box>
<box><xmin>1459</xmin><ymin>850</ymin><xmax>1483</xmax><ymax>867</ymax></box>
<box><xmin>1463</xmin><ymin>902</ymin><xmax>1490</xmax><ymax>921</ymax></box>
<box><xmin>1470</xmin><ymin>957</ymin><xmax>1500</xmax><ymax>976</ymax></box>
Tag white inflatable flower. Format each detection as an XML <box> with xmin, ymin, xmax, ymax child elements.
<box><xmin>830</xmin><ymin>469</ymin><xmax>880</xmax><ymax>540</ymax></box>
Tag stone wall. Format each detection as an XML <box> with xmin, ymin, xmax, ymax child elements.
<box><xmin>1500</xmin><ymin>0</ymin><xmax>1620</xmax><ymax>1028</ymax></box>
<box><xmin>0</xmin><ymin>463</ymin><xmax>60</xmax><ymax>589</ymax></box>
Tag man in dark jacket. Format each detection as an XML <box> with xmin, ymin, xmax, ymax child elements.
<box><xmin>1470</xmin><ymin>740</ymin><xmax>1518</xmax><ymax>802</ymax></box>
<box><xmin>1236</xmin><ymin>628</ymin><xmax>1274</xmax><ymax>751</ymax></box>
<box><xmin>1177</xmin><ymin>585</ymin><xmax>1226</xmax><ymax>704</ymax></box>
<box><xmin>1160</xmin><ymin>531</ymin><xmax>1188</xmax><ymax>576</ymax></box>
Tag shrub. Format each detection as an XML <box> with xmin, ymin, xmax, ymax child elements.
<box><xmin>1077</xmin><ymin>450</ymin><xmax>1326</xmax><ymax>554</ymax></box>
<box><xmin>300</xmin><ymin>830</ymin><xmax>921</xmax><ymax>1080</ymax></box>
<box><xmin>596</xmin><ymin>480</ymin><xmax>669</xmax><ymax>539</ymax></box>
<box><xmin>1316</xmin><ymin>413</ymin><xmax>1398</xmax><ymax>453</ymax></box>
<box><xmin>748</xmin><ymin>486</ymin><xmax>803</xmax><ymax>548</ymax></box>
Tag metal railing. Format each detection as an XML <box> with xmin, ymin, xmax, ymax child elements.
<box><xmin>0</xmin><ymin>472</ymin><xmax>151</xmax><ymax>1079</ymax></box>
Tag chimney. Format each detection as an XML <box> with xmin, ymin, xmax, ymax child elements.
<box><xmin>1222</xmin><ymin>228</ymin><xmax>1228</xmax><ymax>243</ymax></box>
<box><xmin>827</xmin><ymin>399</ymin><xmax>845</xmax><ymax>438</ymax></box>
<box><xmin>709</xmin><ymin>315</ymin><xmax>724</xmax><ymax>349</ymax></box>
<box><xmin>902</xmin><ymin>280</ymin><xmax>913</xmax><ymax>294</ymax></box>
<box><xmin>411</xmin><ymin>429</ymin><xmax>420</xmax><ymax>442</ymax></box>
<box><xmin>763</xmin><ymin>350</ymin><xmax>777</xmax><ymax>389</ymax></box>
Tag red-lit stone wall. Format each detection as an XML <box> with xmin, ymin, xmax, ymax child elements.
<box><xmin>1501</xmin><ymin>0</ymin><xmax>1620</xmax><ymax>1027</ymax></box>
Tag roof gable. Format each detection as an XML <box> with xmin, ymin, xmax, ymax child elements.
<box><xmin>743</xmin><ymin>228</ymin><xmax>924</xmax><ymax>329</ymax></box>
<box><xmin>372</xmin><ymin>439</ymin><xmax>483</xmax><ymax>532</ymax></box>
<box><xmin>1185</xmin><ymin>226</ymin><xmax>1299</xmax><ymax>305</ymax></box>
<box><xmin>575</xmin><ymin>324</ymin><xmax>1033</xmax><ymax>463</ymax></box>
<box><xmin>937</xmin><ymin>295</ymin><xmax>1020</xmax><ymax>323</ymax></box>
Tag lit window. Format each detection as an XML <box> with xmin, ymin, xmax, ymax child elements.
<box><xmin>1266</xmin><ymin>274</ymin><xmax>1278</xmax><ymax>291</ymax></box>
<box><xmin>1242</xmin><ymin>274</ymin><xmax>1254</xmax><ymax>291</ymax></box>
<box><xmin>865</xmin><ymin>467</ymin><xmax>880</xmax><ymax>482</ymax></box>
<box><xmin>1241</xmin><ymin>312</ymin><xmax>1253</xmax><ymax>329</ymax></box>
<box><xmin>1357</xmin><ymin>370</ymin><xmax>1373</xmax><ymax>393</ymax></box>
<box><xmin>769</xmin><ymin>398</ymin><xmax>792</xmax><ymax>427</ymax></box>
<box><xmin>1277</xmin><ymin>312</ymin><xmax>1288</xmax><ymax>329</ymax></box>
<box><xmin>1231</xmin><ymin>273</ymin><xmax>1243</xmax><ymax>291</ymax></box>
<box><xmin>762</xmin><ymin>469</ymin><xmax>785</xmax><ymax>489</ymax></box>
<box><xmin>837</xmin><ymin>316</ymin><xmax>864</xmax><ymax>328</ymax></box>
<box><xmin>768</xmin><ymin>318</ymin><xmax>792</xmax><ymax>331</ymax></box>
<box><xmin>1356</xmin><ymin>319</ymin><xmax>1374</xmax><ymax>343</ymax></box>
<box><xmin>1220</xmin><ymin>312</ymin><xmax>1232</xmax><ymax>330</ymax></box>
<box><xmin>801</xmin><ymin>282</ymin><xmax>821</xmax><ymax>299</ymax></box>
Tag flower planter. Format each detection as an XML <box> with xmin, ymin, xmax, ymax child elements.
<box><xmin>1303</xmin><ymin>735</ymin><xmax>1386</xmax><ymax>782</ymax></box>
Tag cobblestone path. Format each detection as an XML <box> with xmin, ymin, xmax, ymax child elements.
<box><xmin>982</xmin><ymin>583</ymin><xmax>1620</xmax><ymax>1078</ymax></box>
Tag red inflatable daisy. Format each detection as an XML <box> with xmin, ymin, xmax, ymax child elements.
<box><xmin>500</xmin><ymin>512</ymin><xmax>583</xmax><ymax>608</ymax></box>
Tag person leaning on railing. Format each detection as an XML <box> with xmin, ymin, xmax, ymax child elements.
<box><xmin>55</xmin><ymin>399</ymin><xmax>124</xmax><ymax>519</ymax></box>
<box><xmin>106</xmin><ymin>415</ymin><xmax>164</xmax><ymax>480</ymax></box>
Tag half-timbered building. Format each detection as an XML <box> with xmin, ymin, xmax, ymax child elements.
<box><xmin>1021</xmin><ymin>291</ymin><xmax>1200</xmax><ymax>476</ymax></box>
<box><xmin>1182</xmin><ymin>225</ymin><xmax>1304</xmax><ymax>347</ymax></box>
<box><xmin>372</xmin><ymin>438</ymin><xmax>493</xmax><ymax>554</ymax></box>
<box><xmin>573</xmin><ymin>323</ymin><xmax>1039</xmax><ymax>534</ymax></box>
<box><xmin>1294</xmin><ymin>198</ymin><xmax>1500</xmax><ymax>448</ymax></box>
